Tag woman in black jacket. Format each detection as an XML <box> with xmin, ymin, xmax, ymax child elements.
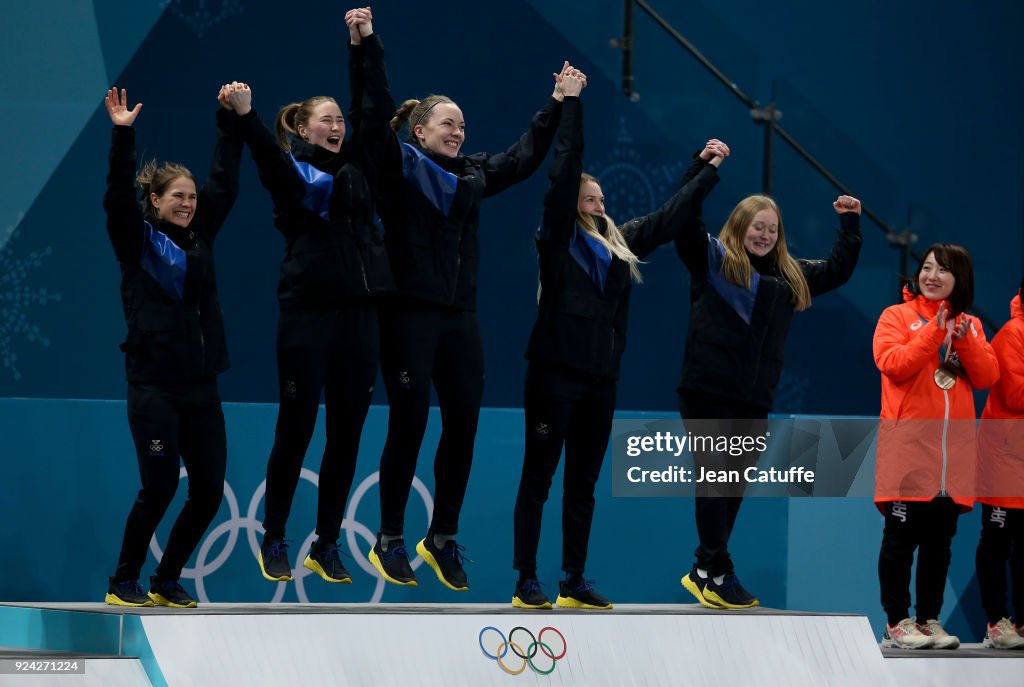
<box><xmin>238</xmin><ymin>7</ymin><xmax>393</xmax><ymax>586</ymax></box>
<box><xmin>102</xmin><ymin>85</ymin><xmax>245</xmax><ymax>608</ymax></box>
<box><xmin>675</xmin><ymin>191</ymin><xmax>862</xmax><ymax>609</ymax></box>
<box><xmin>511</xmin><ymin>71</ymin><xmax>726</xmax><ymax>610</ymax></box>
<box><xmin>357</xmin><ymin>17</ymin><xmax>569</xmax><ymax>591</ymax></box>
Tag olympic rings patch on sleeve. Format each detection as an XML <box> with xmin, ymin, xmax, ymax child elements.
<box><xmin>478</xmin><ymin>625</ymin><xmax>568</xmax><ymax>675</ymax></box>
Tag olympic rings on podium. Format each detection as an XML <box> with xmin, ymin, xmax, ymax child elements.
<box><xmin>479</xmin><ymin>625</ymin><xmax>567</xmax><ymax>675</ymax></box>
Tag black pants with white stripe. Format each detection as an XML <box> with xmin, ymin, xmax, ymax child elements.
<box><xmin>976</xmin><ymin>504</ymin><xmax>1024</xmax><ymax>624</ymax></box>
<box><xmin>878</xmin><ymin>497</ymin><xmax>961</xmax><ymax>626</ymax></box>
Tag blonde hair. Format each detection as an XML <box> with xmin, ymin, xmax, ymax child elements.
<box><xmin>717</xmin><ymin>194</ymin><xmax>811</xmax><ymax>311</ymax></box>
<box><xmin>578</xmin><ymin>173</ymin><xmax>643</xmax><ymax>283</ymax></box>
<box><xmin>390</xmin><ymin>95</ymin><xmax>455</xmax><ymax>138</ymax></box>
<box><xmin>275</xmin><ymin>96</ymin><xmax>338</xmax><ymax>150</ymax></box>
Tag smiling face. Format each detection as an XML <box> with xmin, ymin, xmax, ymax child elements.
<box><xmin>743</xmin><ymin>208</ymin><xmax>780</xmax><ymax>256</ymax></box>
<box><xmin>413</xmin><ymin>102</ymin><xmax>465</xmax><ymax>158</ymax></box>
<box><xmin>150</xmin><ymin>176</ymin><xmax>198</xmax><ymax>228</ymax></box>
<box><xmin>577</xmin><ymin>179</ymin><xmax>605</xmax><ymax>218</ymax></box>
<box><xmin>918</xmin><ymin>251</ymin><xmax>955</xmax><ymax>302</ymax></box>
<box><xmin>298</xmin><ymin>100</ymin><xmax>345</xmax><ymax>153</ymax></box>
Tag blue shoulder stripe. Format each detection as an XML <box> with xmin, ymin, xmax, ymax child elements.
<box><xmin>289</xmin><ymin>154</ymin><xmax>333</xmax><ymax>220</ymax></box>
<box><xmin>706</xmin><ymin>237</ymin><xmax>758</xmax><ymax>324</ymax></box>
<box><xmin>567</xmin><ymin>222</ymin><xmax>612</xmax><ymax>293</ymax></box>
<box><xmin>401</xmin><ymin>142</ymin><xmax>458</xmax><ymax>216</ymax></box>
<box><xmin>139</xmin><ymin>221</ymin><xmax>186</xmax><ymax>300</ymax></box>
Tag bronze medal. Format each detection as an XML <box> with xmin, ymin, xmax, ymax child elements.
<box><xmin>933</xmin><ymin>336</ymin><xmax>957</xmax><ymax>389</ymax></box>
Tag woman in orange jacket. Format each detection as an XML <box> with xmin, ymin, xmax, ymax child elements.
<box><xmin>873</xmin><ymin>243</ymin><xmax>998</xmax><ymax>649</ymax></box>
<box><xmin>975</xmin><ymin>278</ymin><xmax>1024</xmax><ymax>649</ymax></box>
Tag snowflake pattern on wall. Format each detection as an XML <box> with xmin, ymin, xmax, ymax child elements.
<box><xmin>0</xmin><ymin>214</ymin><xmax>61</xmax><ymax>381</ymax></box>
<box><xmin>159</xmin><ymin>0</ymin><xmax>246</xmax><ymax>39</ymax></box>
<box><xmin>588</xmin><ymin>118</ymin><xmax>688</xmax><ymax>223</ymax></box>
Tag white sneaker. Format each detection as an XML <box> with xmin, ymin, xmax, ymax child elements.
<box><xmin>983</xmin><ymin>618</ymin><xmax>1024</xmax><ymax>650</ymax></box>
<box><xmin>919</xmin><ymin>619</ymin><xmax>960</xmax><ymax>649</ymax></box>
<box><xmin>882</xmin><ymin>618</ymin><xmax>934</xmax><ymax>649</ymax></box>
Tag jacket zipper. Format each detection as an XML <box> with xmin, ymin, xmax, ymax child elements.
<box><xmin>939</xmin><ymin>387</ymin><xmax>950</xmax><ymax>496</ymax></box>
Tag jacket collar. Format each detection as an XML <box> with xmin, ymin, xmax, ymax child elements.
<box><xmin>147</xmin><ymin>214</ymin><xmax>197</xmax><ymax>249</ymax></box>
<box><xmin>407</xmin><ymin>140</ymin><xmax>467</xmax><ymax>175</ymax></box>
<box><xmin>903</xmin><ymin>285</ymin><xmax>941</xmax><ymax>319</ymax></box>
<box><xmin>291</xmin><ymin>138</ymin><xmax>349</xmax><ymax>174</ymax></box>
<box><xmin>1011</xmin><ymin>292</ymin><xmax>1023</xmax><ymax>321</ymax></box>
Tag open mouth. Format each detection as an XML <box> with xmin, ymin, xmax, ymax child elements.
<box><xmin>326</xmin><ymin>136</ymin><xmax>341</xmax><ymax>146</ymax></box>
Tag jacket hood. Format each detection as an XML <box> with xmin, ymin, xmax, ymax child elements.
<box><xmin>1011</xmin><ymin>292</ymin><xmax>1023</xmax><ymax>321</ymax></box>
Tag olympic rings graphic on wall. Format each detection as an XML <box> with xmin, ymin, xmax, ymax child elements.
<box><xmin>479</xmin><ymin>626</ymin><xmax>568</xmax><ymax>676</ymax></box>
<box><xmin>148</xmin><ymin>468</ymin><xmax>434</xmax><ymax>603</ymax></box>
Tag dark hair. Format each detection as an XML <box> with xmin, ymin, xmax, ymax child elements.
<box><xmin>136</xmin><ymin>160</ymin><xmax>195</xmax><ymax>217</ymax></box>
<box><xmin>913</xmin><ymin>243</ymin><xmax>974</xmax><ymax>316</ymax></box>
<box><xmin>275</xmin><ymin>96</ymin><xmax>338</xmax><ymax>150</ymax></box>
<box><xmin>390</xmin><ymin>95</ymin><xmax>455</xmax><ymax>139</ymax></box>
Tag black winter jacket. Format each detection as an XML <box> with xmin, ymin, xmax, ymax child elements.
<box><xmin>103</xmin><ymin>108</ymin><xmax>242</xmax><ymax>383</ymax></box>
<box><xmin>360</xmin><ymin>34</ymin><xmax>562</xmax><ymax>311</ymax></box>
<box><xmin>674</xmin><ymin>204</ymin><xmax>862</xmax><ymax>409</ymax></box>
<box><xmin>240</xmin><ymin>43</ymin><xmax>393</xmax><ymax>310</ymax></box>
<box><xmin>526</xmin><ymin>97</ymin><xmax>720</xmax><ymax>380</ymax></box>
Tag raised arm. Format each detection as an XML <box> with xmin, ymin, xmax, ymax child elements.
<box><xmin>479</xmin><ymin>62</ymin><xmax>571</xmax><ymax>197</ymax></box>
<box><xmin>801</xmin><ymin>196</ymin><xmax>863</xmax><ymax>297</ymax></box>
<box><xmin>354</xmin><ymin>20</ymin><xmax>403</xmax><ymax>191</ymax></box>
<box><xmin>102</xmin><ymin>87</ymin><xmax>146</xmax><ymax>264</ymax></box>
<box><xmin>197</xmin><ymin>83</ymin><xmax>248</xmax><ymax>241</ymax></box>
<box><xmin>345</xmin><ymin>6</ymin><xmax>372</xmax><ymax>134</ymax></box>
<box><xmin>539</xmin><ymin>70</ymin><xmax>586</xmax><ymax>243</ymax></box>
<box><xmin>624</xmin><ymin>139</ymin><xmax>725</xmax><ymax>260</ymax></box>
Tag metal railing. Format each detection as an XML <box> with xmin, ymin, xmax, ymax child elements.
<box><xmin>612</xmin><ymin>0</ymin><xmax>995</xmax><ymax>328</ymax></box>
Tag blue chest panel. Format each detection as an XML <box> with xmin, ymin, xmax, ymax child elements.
<box><xmin>290</xmin><ymin>154</ymin><xmax>334</xmax><ymax>220</ymax></box>
<box><xmin>140</xmin><ymin>221</ymin><xmax>187</xmax><ymax>300</ymax></box>
<box><xmin>539</xmin><ymin>222</ymin><xmax>612</xmax><ymax>293</ymax></box>
<box><xmin>706</xmin><ymin>237</ymin><xmax>759</xmax><ymax>324</ymax></box>
<box><xmin>401</xmin><ymin>143</ymin><xmax>458</xmax><ymax>216</ymax></box>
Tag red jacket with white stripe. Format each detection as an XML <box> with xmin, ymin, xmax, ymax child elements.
<box><xmin>872</xmin><ymin>289</ymin><xmax>999</xmax><ymax>510</ymax></box>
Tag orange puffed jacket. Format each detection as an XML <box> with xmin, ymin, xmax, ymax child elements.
<box><xmin>872</xmin><ymin>288</ymin><xmax>999</xmax><ymax>511</ymax></box>
<box><xmin>978</xmin><ymin>293</ymin><xmax>1024</xmax><ymax>509</ymax></box>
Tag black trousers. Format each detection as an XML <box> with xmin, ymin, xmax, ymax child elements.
<box><xmin>377</xmin><ymin>303</ymin><xmax>484</xmax><ymax>537</ymax></box>
<box><xmin>878</xmin><ymin>497</ymin><xmax>961</xmax><ymax>626</ymax></box>
<box><xmin>262</xmin><ymin>303</ymin><xmax>379</xmax><ymax>543</ymax></box>
<box><xmin>678</xmin><ymin>390</ymin><xmax>767</xmax><ymax>576</ymax></box>
<box><xmin>513</xmin><ymin>363</ymin><xmax>617</xmax><ymax>575</ymax></box>
<box><xmin>113</xmin><ymin>379</ymin><xmax>226</xmax><ymax>583</ymax></box>
<box><xmin>976</xmin><ymin>504</ymin><xmax>1024</xmax><ymax>624</ymax></box>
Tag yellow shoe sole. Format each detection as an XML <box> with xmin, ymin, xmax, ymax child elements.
<box><xmin>258</xmin><ymin>551</ymin><xmax>293</xmax><ymax>582</ymax></box>
<box><xmin>147</xmin><ymin>592</ymin><xmax>197</xmax><ymax>609</ymax></box>
<box><xmin>681</xmin><ymin>573</ymin><xmax>724</xmax><ymax>609</ymax></box>
<box><xmin>512</xmin><ymin>596</ymin><xmax>553</xmax><ymax>609</ymax></box>
<box><xmin>104</xmin><ymin>593</ymin><xmax>154</xmax><ymax>608</ymax></box>
<box><xmin>702</xmin><ymin>588</ymin><xmax>759</xmax><ymax>609</ymax></box>
<box><xmin>367</xmin><ymin>547</ymin><xmax>417</xmax><ymax>586</ymax></box>
<box><xmin>415</xmin><ymin>539</ymin><xmax>468</xmax><ymax>591</ymax></box>
<box><xmin>554</xmin><ymin>594</ymin><xmax>612</xmax><ymax>610</ymax></box>
<box><xmin>303</xmin><ymin>555</ymin><xmax>352</xmax><ymax>583</ymax></box>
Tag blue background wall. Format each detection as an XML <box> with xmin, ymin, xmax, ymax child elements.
<box><xmin>1</xmin><ymin>0</ymin><xmax>1020</xmax><ymax>642</ymax></box>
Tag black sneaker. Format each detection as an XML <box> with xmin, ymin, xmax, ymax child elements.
<box><xmin>148</xmin><ymin>576</ymin><xmax>197</xmax><ymax>608</ymax></box>
<box><xmin>259</xmin><ymin>537</ymin><xmax>293</xmax><ymax>582</ymax></box>
<box><xmin>304</xmin><ymin>540</ymin><xmax>352</xmax><ymax>584</ymax></box>
<box><xmin>681</xmin><ymin>565</ymin><xmax>724</xmax><ymax>609</ymax></box>
<box><xmin>702</xmin><ymin>573</ymin><xmax>759</xmax><ymax>609</ymax></box>
<box><xmin>512</xmin><ymin>578</ymin><xmax>552</xmax><ymax>609</ymax></box>
<box><xmin>416</xmin><ymin>535</ymin><xmax>470</xmax><ymax>591</ymax></box>
<box><xmin>368</xmin><ymin>534</ymin><xmax>417</xmax><ymax>586</ymax></box>
<box><xmin>555</xmin><ymin>578</ymin><xmax>612</xmax><ymax>610</ymax></box>
<box><xmin>105</xmin><ymin>578</ymin><xmax>154</xmax><ymax>607</ymax></box>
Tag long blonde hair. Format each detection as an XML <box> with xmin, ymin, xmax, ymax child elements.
<box><xmin>718</xmin><ymin>194</ymin><xmax>811</xmax><ymax>311</ymax></box>
<box><xmin>579</xmin><ymin>174</ymin><xmax>643</xmax><ymax>283</ymax></box>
